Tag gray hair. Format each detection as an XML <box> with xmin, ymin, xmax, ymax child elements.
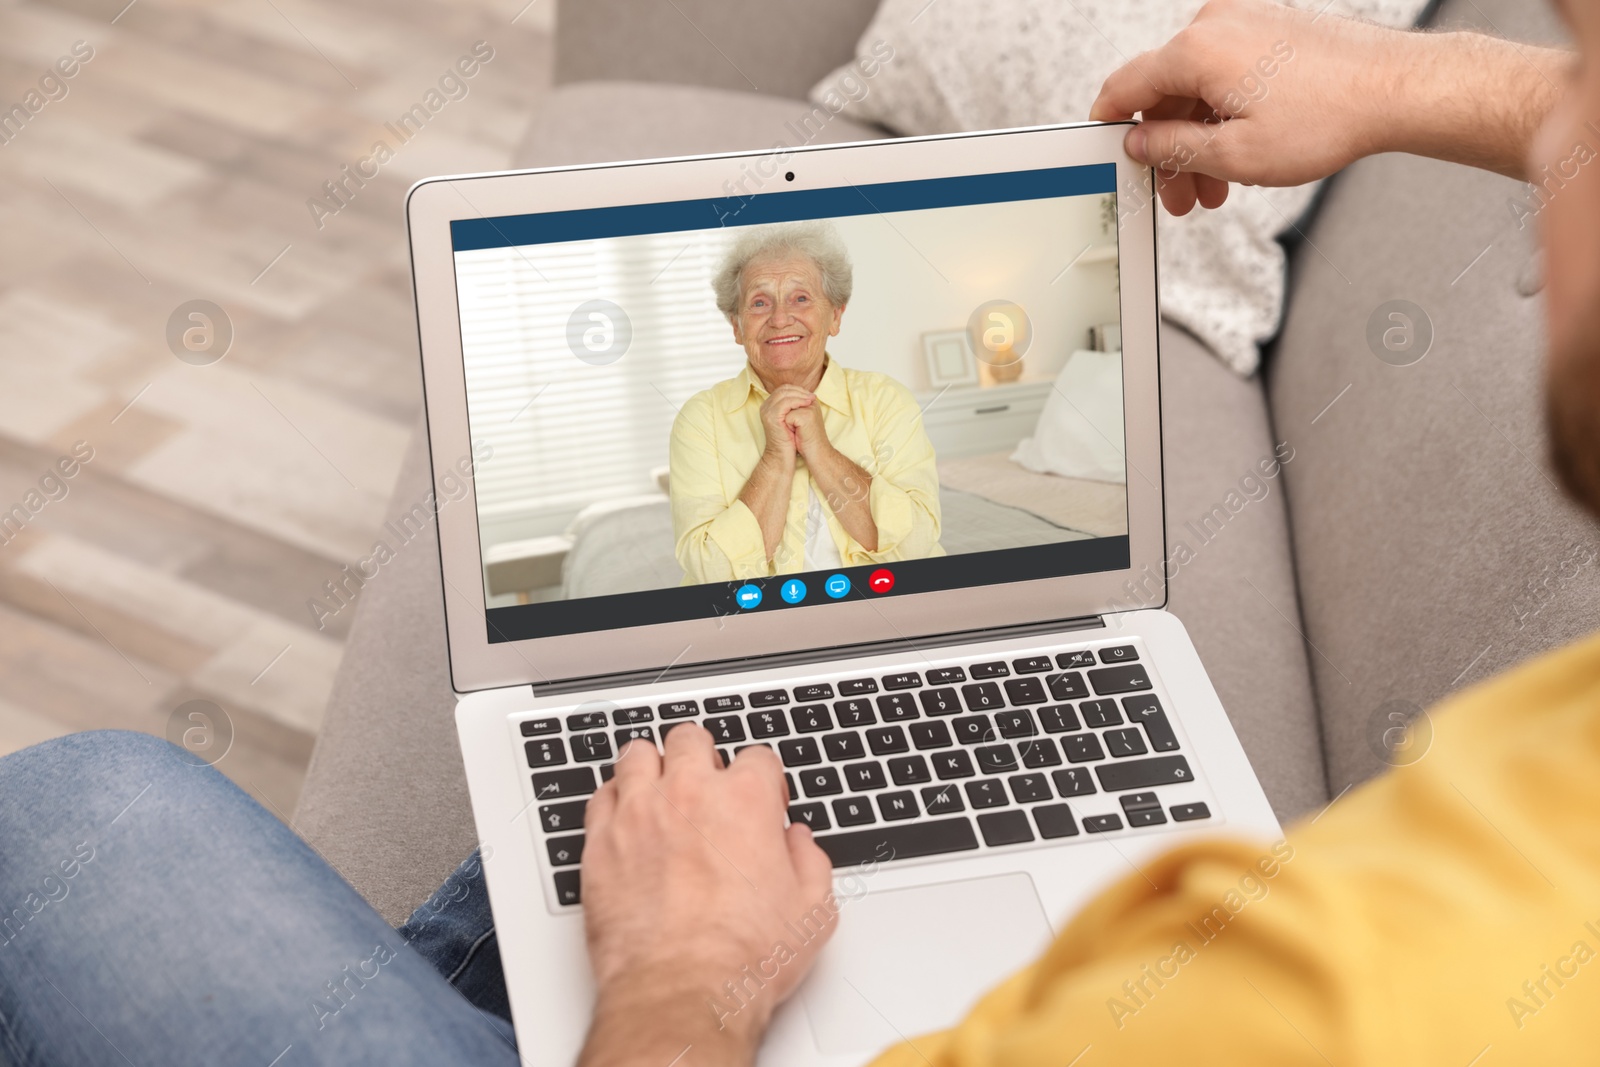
<box><xmin>712</xmin><ymin>221</ymin><xmax>853</xmax><ymax>318</ymax></box>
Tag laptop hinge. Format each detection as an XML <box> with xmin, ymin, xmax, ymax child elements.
<box><xmin>529</xmin><ymin>614</ymin><xmax>1106</xmax><ymax>697</ymax></box>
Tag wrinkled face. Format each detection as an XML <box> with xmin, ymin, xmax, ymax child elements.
<box><xmin>1540</xmin><ymin>0</ymin><xmax>1600</xmax><ymax>517</ymax></box>
<box><xmin>732</xmin><ymin>253</ymin><xmax>844</xmax><ymax>387</ymax></box>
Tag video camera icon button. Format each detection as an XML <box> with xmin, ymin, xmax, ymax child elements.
<box><xmin>735</xmin><ymin>584</ymin><xmax>763</xmax><ymax>610</ymax></box>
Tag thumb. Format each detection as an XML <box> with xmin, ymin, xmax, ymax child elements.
<box><xmin>1130</xmin><ymin>118</ymin><xmax>1243</xmax><ymax>182</ymax></box>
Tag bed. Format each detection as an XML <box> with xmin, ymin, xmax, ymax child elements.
<box><xmin>560</xmin><ymin>453</ymin><xmax>1129</xmax><ymax>599</ymax></box>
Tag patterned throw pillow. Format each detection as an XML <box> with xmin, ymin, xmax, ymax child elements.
<box><xmin>811</xmin><ymin>0</ymin><xmax>1431</xmax><ymax>376</ymax></box>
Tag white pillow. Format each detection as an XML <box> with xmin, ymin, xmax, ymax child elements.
<box><xmin>812</xmin><ymin>0</ymin><xmax>1430</xmax><ymax>376</ymax></box>
<box><xmin>1011</xmin><ymin>350</ymin><xmax>1126</xmax><ymax>484</ymax></box>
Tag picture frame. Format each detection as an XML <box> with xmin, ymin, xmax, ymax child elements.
<box><xmin>921</xmin><ymin>329</ymin><xmax>980</xmax><ymax>388</ymax></box>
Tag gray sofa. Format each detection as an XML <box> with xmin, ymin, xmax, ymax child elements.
<box><xmin>295</xmin><ymin>0</ymin><xmax>1597</xmax><ymax>925</ymax></box>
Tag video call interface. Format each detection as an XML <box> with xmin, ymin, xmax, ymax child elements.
<box><xmin>452</xmin><ymin>164</ymin><xmax>1132</xmax><ymax>642</ymax></box>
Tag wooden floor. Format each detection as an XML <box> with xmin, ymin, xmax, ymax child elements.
<box><xmin>0</xmin><ymin>0</ymin><xmax>554</xmax><ymax>818</ymax></box>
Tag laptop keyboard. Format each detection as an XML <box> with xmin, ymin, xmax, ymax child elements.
<box><xmin>517</xmin><ymin>639</ymin><xmax>1213</xmax><ymax>909</ymax></box>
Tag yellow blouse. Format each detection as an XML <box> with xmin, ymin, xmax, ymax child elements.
<box><xmin>669</xmin><ymin>359</ymin><xmax>943</xmax><ymax>584</ymax></box>
<box><xmin>869</xmin><ymin>629</ymin><xmax>1600</xmax><ymax>1066</ymax></box>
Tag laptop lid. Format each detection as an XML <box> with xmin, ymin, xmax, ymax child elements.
<box><xmin>408</xmin><ymin>122</ymin><xmax>1164</xmax><ymax>694</ymax></box>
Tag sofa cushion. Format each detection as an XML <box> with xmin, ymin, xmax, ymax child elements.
<box><xmin>1265</xmin><ymin>0</ymin><xmax>1594</xmax><ymax>797</ymax></box>
<box><xmin>511</xmin><ymin>81</ymin><xmax>887</xmax><ymax>170</ymax></box>
<box><xmin>1158</xmin><ymin>323</ymin><xmax>1326</xmax><ymax>822</ymax></box>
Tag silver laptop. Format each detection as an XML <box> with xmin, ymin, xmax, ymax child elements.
<box><xmin>407</xmin><ymin>122</ymin><xmax>1280</xmax><ymax>1066</ymax></box>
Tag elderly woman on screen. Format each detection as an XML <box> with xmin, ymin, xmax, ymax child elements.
<box><xmin>669</xmin><ymin>221</ymin><xmax>943</xmax><ymax>585</ymax></box>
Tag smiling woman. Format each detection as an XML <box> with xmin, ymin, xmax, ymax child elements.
<box><xmin>668</xmin><ymin>221</ymin><xmax>944</xmax><ymax>584</ymax></box>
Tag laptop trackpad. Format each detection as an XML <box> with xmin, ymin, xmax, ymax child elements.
<box><xmin>802</xmin><ymin>872</ymin><xmax>1054</xmax><ymax>1055</ymax></box>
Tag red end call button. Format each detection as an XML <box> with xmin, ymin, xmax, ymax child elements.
<box><xmin>868</xmin><ymin>568</ymin><xmax>895</xmax><ymax>594</ymax></box>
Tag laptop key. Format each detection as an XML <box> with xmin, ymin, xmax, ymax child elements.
<box><xmin>876</xmin><ymin>693</ymin><xmax>919</xmax><ymax>721</ymax></box>
<box><xmin>613</xmin><ymin>726</ymin><xmax>655</xmax><ymax>750</ymax></box>
<box><xmin>747</xmin><ymin>710</ymin><xmax>789</xmax><ymax>739</ymax></box>
<box><xmin>1038</xmin><ymin>705</ymin><xmax>1081</xmax><ymax>733</ymax></box>
<box><xmin>1033</xmin><ymin>804</ymin><xmax>1080</xmax><ymax>838</ymax></box>
<box><xmin>919</xmin><ymin>688</ymin><xmax>961</xmax><ymax>716</ymax></box>
<box><xmin>965</xmin><ymin>779</ymin><xmax>1008</xmax><ymax>809</ymax></box>
<box><xmin>1056</xmin><ymin>650</ymin><xmax>1096</xmax><ymax>669</ymax></box>
<box><xmin>658</xmin><ymin>700</ymin><xmax>699</xmax><ymax>719</ymax></box>
<box><xmin>705</xmin><ymin>716</ymin><xmax>746</xmax><ymax>744</ymax></box>
<box><xmin>538</xmin><ymin>799</ymin><xmax>587</xmax><ymax>833</ymax></box>
<box><xmin>995</xmin><ymin>709</ymin><xmax>1037</xmax><ymax>738</ymax></box>
<box><xmin>934</xmin><ymin>750</ymin><xmax>976</xmax><ymax>780</ymax></box>
<box><xmin>812</xmin><ymin>816</ymin><xmax>980</xmax><ymax>868</ymax></box>
<box><xmin>961</xmin><ymin>682</ymin><xmax>1004</xmax><ymax>711</ymax></box>
<box><xmin>1099</xmin><ymin>645</ymin><xmax>1139</xmax><ymax>664</ymax></box>
<box><xmin>567</xmin><ymin>711</ymin><xmax>608</xmax><ymax>731</ymax></box>
<box><xmin>1008</xmin><ymin>773</ymin><xmax>1052</xmax><ymax>803</ymax></box>
<box><xmin>1046</xmin><ymin>672</ymin><xmax>1089</xmax><ymax>701</ymax></box>
<box><xmin>1127</xmin><ymin>809</ymin><xmax>1167</xmax><ymax>827</ymax></box>
<box><xmin>749</xmin><ymin>689</ymin><xmax>788</xmax><ymax>708</ymax></box>
<box><xmin>822</xmin><ymin>732</ymin><xmax>866</xmax><ymax>762</ymax></box>
<box><xmin>801</xmin><ymin>767</ymin><xmax>844</xmax><ymax>797</ymax></box>
<box><xmin>1120</xmin><ymin>792</ymin><xmax>1162</xmax><ymax>812</ymax></box>
<box><xmin>792</xmin><ymin>705</ymin><xmax>833</xmax><ymax>733</ymax></box>
<box><xmin>921</xmin><ymin>784</ymin><xmax>965</xmax><ymax>815</ymax></box>
<box><xmin>1083</xmin><ymin>814</ymin><xmax>1123</xmax><ymax>833</ymax></box>
<box><xmin>1080</xmin><ymin>700</ymin><xmax>1122</xmax><ymax>728</ymax></box>
<box><xmin>887</xmin><ymin>755</ymin><xmax>931</xmax><ymax>785</ymax></box>
<box><xmin>788</xmin><ymin>802</ymin><xmax>831</xmax><ymax>830</ymax></box>
<box><xmin>909</xmin><ymin>720</ymin><xmax>953</xmax><ymax>750</ymax></box>
<box><xmin>778</xmin><ymin>737</ymin><xmax>822</xmax><ymax>767</ymax></box>
<box><xmin>520</xmin><ymin>717</ymin><xmax>560</xmax><ymax>736</ymax></box>
<box><xmin>573</xmin><ymin>733</ymin><xmax>613</xmax><ymax>762</ymax></box>
<box><xmin>531</xmin><ymin>767</ymin><xmax>597</xmax><ymax>799</ymax></box>
<box><xmin>1012</xmin><ymin>656</ymin><xmax>1053</xmax><ymax>674</ymax></box>
<box><xmin>553</xmin><ymin>870</ymin><xmax>581</xmax><ymax>906</ymax></box>
<box><xmin>1095</xmin><ymin>755</ymin><xmax>1194</xmax><ymax>792</ymax></box>
<box><xmin>1003</xmin><ymin>677</ymin><xmax>1048</xmax><ymax>706</ymax></box>
<box><xmin>599</xmin><ymin>763</ymin><xmax>616</xmax><ymax>782</ymax></box>
<box><xmin>953</xmin><ymin>714</ymin><xmax>996</xmax><ymax>744</ymax></box>
<box><xmin>975</xmin><ymin>744</ymin><xmax>1019</xmax><ymax>774</ymax></box>
<box><xmin>1123</xmin><ymin>695</ymin><xmax>1180</xmax><ymax>752</ymax></box>
<box><xmin>795</xmin><ymin>683</ymin><xmax>834</xmax><ymax>701</ymax></box>
<box><xmin>611</xmin><ymin>707</ymin><xmax>653</xmax><ymax>725</ymax></box>
<box><xmin>1062</xmin><ymin>733</ymin><xmax>1106</xmax><ymax>763</ymax></box>
<box><xmin>970</xmin><ymin>661</ymin><xmax>1010</xmax><ymax>679</ymax></box>
<box><xmin>877</xmin><ymin>791</ymin><xmax>920</xmax><ymax>821</ymax></box>
<box><xmin>925</xmin><ymin>667</ymin><xmax>967</xmax><ymax>685</ymax></box>
<box><xmin>831</xmin><ymin>796</ymin><xmax>876</xmax><ymax>827</ymax></box>
<box><xmin>1019</xmin><ymin>738</ymin><xmax>1062</xmax><ymax>768</ymax></box>
<box><xmin>1051</xmin><ymin>767</ymin><xmax>1096</xmax><ymax>797</ymax></box>
<box><xmin>706</xmin><ymin>695</ymin><xmax>745</xmax><ymax>713</ymax></box>
<box><xmin>1105</xmin><ymin>728</ymin><xmax>1148</xmax><ymax>758</ymax></box>
<box><xmin>546</xmin><ymin>834</ymin><xmax>584</xmax><ymax>867</ymax></box>
<box><xmin>977</xmin><ymin>809</ymin><xmax>1034</xmax><ymax>846</ymax></box>
<box><xmin>786</xmin><ymin>773</ymin><xmax>796</xmax><ymax>801</ymax></box>
<box><xmin>526</xmin><ymin>738</ymin><xmax>566</xmax><ymax>768</ymax></box>
<box><xmin>866</xmin><ymin>726</ymin><xmax>909</xmax><ymax>756</ymax></box>
<box><xmin>842</xmin><ymin>761</ymin><xmax>888</xmax><ymax>791</ymax></box>
<box><xmin>882</xmin><ymin>672</ymin><xmax>922</xmax><ymax>691</ymax></box>
<box><xmin>834</xmin><ymin>699</ymin><xmax>876</xmax><ymax>727</ymax></box>
<box><xmin>1171</xmin><ymin>802</ymin><xmax>1211</xmax><ymax>822</ymax></box>
<box><xmin>838</xmin><ymin>678</ymin><xmax>878</xmax><ymax>695</ymax></box>
<box><xmin>1088</xmin><ymin>665</ymin><xmax>1153</xmax><ymax>695</ymax></box>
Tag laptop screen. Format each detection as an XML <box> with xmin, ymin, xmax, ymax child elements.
<box><xmin>451</xmin><ymin>163</ymin><xmax>1129</xmax><ymax>643</ymax></box>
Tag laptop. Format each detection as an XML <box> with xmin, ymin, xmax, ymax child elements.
<box><xmin>407</xmin><ymin>121</ymin><xmax>1280</xmax><ymax>1065</ymax></box>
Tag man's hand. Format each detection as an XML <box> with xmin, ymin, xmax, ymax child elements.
<box><xmin>1089</xmin><ymin>0</ymin><xmax>1400</xmax><ymax>215</ymax></box>
<box><xmin>1090</xmin><ymin>0</ymin><xmax>1570</xmax><ymax>216</ymax></box>
<box><xmin>578</xmin><ymin>726</ymin><xmax>838</xmax><ymax>1067</ymax></box>
<box><xmin>759</xmin><ymin>386</ymin><xmax>815</xmax><ymax>460</ymax></box>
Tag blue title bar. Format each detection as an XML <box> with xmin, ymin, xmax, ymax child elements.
<box><xmin>450</xmin><ymin>163</ymin><xmax>1116</xmax><ymax>251</ymax></box>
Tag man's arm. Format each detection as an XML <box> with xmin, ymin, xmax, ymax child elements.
<box><xmin>1088</xmin><ymin>0</ymin><xmax>1572</xmax><ymax>215</ymax></box>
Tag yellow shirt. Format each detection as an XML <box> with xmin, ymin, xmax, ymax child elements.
<box><xmin>870</xmin><ymin>630</ymin><xmax>1600</xmax><ymax>1066</ymax></box>
<box><xmin>669</xmin><ymin>359</ymin><xmax>943</xmax><ymax>584</ymax></box>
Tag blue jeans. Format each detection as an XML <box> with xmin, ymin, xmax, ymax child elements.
<box><xmin>0</xmin><ymin>732</ymin><xmax>520</xmax><ymax>1067</ymax></box>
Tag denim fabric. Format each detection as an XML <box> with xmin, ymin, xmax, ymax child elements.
<box><xmin>0</xmin><ymin>731</ymin><xmax>520</xmax><ymax>1067</ymax></box>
